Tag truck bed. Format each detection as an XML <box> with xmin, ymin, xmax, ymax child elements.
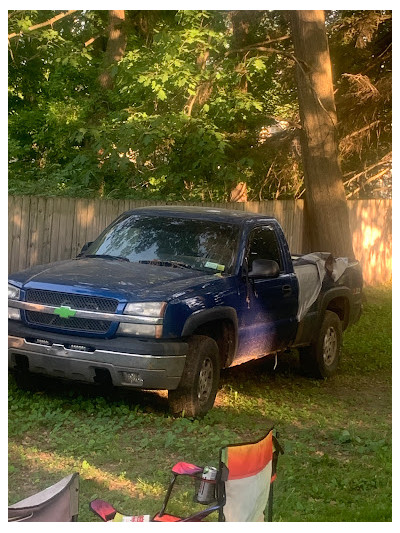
<box><xmin>292</xmin><ymin>252</ymin><xmax>350</xmax><ymax>321</ymax></box>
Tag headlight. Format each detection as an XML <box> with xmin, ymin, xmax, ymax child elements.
<box><xmin>123</xmin><ymin>302</ymin><xmax>166</xmax><ymax>317</ymax></box>
<box><xmin>8</xmin><ymin>284</ymin><xmax>21</xmax><ymax>300</ymax></box>
<box><xmin>119</xmin><ymin>302</ymin><xmax>166</xmax><ymax>338</ymax></box>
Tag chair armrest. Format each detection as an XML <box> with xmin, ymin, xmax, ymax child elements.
<box><xmin>171</xmin><ymin>462</ymin><xmax>203</xmax><ymax>476</ymax></box>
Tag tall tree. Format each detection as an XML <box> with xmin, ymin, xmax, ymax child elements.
<box><xmin>99</xmin><ymin>10</ymin><xmax>127</xmax><ymax>90</ymax></box>
<box><xmin>291</xmin><ymin>10</ymin><xmax>354</xmax><ymax>258</ymax></box>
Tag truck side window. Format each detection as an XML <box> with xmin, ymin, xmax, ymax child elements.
<box><xmin>247</xmin><ymin>226</ymin><xmax>283</xmax><ymax>271</ymax></box>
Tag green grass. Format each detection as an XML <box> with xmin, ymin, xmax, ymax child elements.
<box><xmin>8</xmin><ymin>285</ymin><xmax>392</xmax><ymax>521</ymax></box>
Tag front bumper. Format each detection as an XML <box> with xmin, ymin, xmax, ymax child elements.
<box><xmin>8</xmin><ymin>323</ymin><xmax>187</xmax><ymax>390</ymax></box>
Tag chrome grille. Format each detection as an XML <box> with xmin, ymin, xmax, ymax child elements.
<box><xmin>24</xmin><ymin>289</ymin><xmax>118</xmax><ymax>334</ymax></box>
<box><xmin>25</xmin><ymin>311</ymin><xmax>110</xmax><ymax>333</ymax></box>
<box><xmin>25</xmin><ymin>289</ymin><xmax>118</xmax><ymax>313</ymax></box>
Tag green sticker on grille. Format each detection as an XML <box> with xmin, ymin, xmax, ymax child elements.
<box><xmin>53</xmin><ymin>306</ymin><xmax>77</xmax><ymax>319</ymax></box>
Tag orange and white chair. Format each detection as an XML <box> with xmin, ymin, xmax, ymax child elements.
<box><xmin>90</xmin><ymin>427</ymin><xmax>283</xmax><ymax>522</ymax></box>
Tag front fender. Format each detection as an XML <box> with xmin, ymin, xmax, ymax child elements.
<box><xmin>181</xmin><ymin>306</ymin><xmax>238</xmax><ymax>338</ymax></box>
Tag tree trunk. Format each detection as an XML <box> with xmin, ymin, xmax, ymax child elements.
<box><xmin>99</xmin><ymin>10</ymin><xmax>127</xmax><ymax>90</ymax></box>
<box><xmin>291</xmin><ymin>10</ymin><xmax>355</xmax><ymax>258</ymax></box>
<box><xmin>228</xmin><ymin>11</ymin><xmax>263</xmax><ymax>202</ymax></box>
<box><xmin>96</xmin><ymin>10</ymin><xmax>127</xmax><ymax>196</ymax></box>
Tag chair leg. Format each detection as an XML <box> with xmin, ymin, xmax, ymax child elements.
<box><xmin>267</xmin><ymin>483</ymin><xmax>273</xmax><ymax>522</ymax></box>
<box><xmin>158</xmin><ymin>475</ymin><xmax>177</xmax><ymax>517</ymax></box>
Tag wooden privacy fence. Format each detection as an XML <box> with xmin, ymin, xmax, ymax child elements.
<box><xmin>8</xmin><ymin>196</ymin><xmax>391</xmax><ymax>285</ymax></box>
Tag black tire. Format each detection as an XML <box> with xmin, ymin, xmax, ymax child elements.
<box><xmin>168</xmin><ymin>335</ymin><xmax>220</xmax><ymax>418</ymax></box>
<box><xmin>299</xmin><ymin>310</ymin><xmax>342</xmax><ymax>378</ymax></box>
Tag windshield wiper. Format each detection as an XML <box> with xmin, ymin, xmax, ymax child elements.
<box><xmin>83</xmin><ymin>254</ymin><xmax>130</xmax><ymax>262</ymax></box>
<box><xmin>138</xmin><ymin>259</ymin><xmax>193</xmax><ymax>270</ymax></box>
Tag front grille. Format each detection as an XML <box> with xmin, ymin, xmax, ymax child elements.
<box><xmin>25</xmin><ymin>311</ymin><xmax>110</xmax><ymax>334</ymax></box>
<box><xmin>24</xmin><ymin>289</ymin><xmax>119</xmax><ymax>334</ymax></box>
<box><xmin>26</xmin><ymin>289</ymin><xmax>118</xmax><ymax>313</ymax></box>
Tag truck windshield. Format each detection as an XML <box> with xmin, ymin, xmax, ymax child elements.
<box><xmin>84</xmin><ymin>215</ymin><xmax>240</xmax><ymax>275</ymax></box>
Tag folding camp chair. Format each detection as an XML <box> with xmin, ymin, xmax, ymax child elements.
<box><xmin>90</xmin><ymin>428</ymin><xmax>283</xmax><ymax>522</ymax></box>
<box><xmin>8</xmin><ymin>473</ymin><xmax>80</xmax><ymax>522</ymax></box>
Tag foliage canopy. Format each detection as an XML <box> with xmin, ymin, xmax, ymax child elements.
<box><xmin>8</xmin><ymin>10</ymin><xmax>391</xmax><ymax>200</ymax></box>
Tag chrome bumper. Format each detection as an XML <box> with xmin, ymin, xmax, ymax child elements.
<box><xmin>8</xmin><ymin>336</ymin><xmax>186</xmax><ymax>390</ymax></box>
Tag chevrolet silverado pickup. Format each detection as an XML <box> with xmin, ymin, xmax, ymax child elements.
<box><xmin>8</xmin><ymin>206</ymin><xmax>363</xmax><ymax>416</ymax></box>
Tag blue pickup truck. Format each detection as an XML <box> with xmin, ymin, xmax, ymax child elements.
<box><xmin>8</xmin><ymin>206</ymin><xmax>363</xmax><ymax>417</ymax></box>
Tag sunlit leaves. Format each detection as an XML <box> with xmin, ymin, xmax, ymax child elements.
<box><xmin>12</xmin><ymin>9</ymin><xmax>379</xmax><ymax>202</ymax></box>
<box><xmin>252</xmin><ymin>58</ymin><xmax>267</xmax><ymax>71</ymax></box>
<box><xmin>9</xmin><ymin>10</ymin><xmax>285</xmax><ymax>200</ymax></box>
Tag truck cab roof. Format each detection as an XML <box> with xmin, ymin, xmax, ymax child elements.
<box><xmin>123</xmin><ymin>205</ymin><xmax>277</xmax><ymax>225</ymax></box>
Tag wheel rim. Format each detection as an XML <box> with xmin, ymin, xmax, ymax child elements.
<box><xmin>323</xmin><ymin>326</ymin><xmax>337</xmax><ymax>366</ymax></box>
<box><xmin>197</xmin><ymin>357</ymin><xmax>213</xmax><ymax>405</ymax></box>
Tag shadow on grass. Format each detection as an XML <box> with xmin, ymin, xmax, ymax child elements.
<box><xmin>9</xmin><ymin>348</ymin><xmax>302</xmax><ymax>411</ymax></box>
<box><xmin>9</xmin><ymin>341</ymin><xmax>391</xmax><ymax>431</ymax></box>
<box><xmin>9</xmin><ymin>370</ymin><xmax>170</xmax><ymax>415</ymax></box>
<box><xmin>8</xmin><ymin>345</ymin><xmax>392</xmax><ymax>522</ymax></box>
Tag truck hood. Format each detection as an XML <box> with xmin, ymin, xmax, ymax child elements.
<box><xmin>9</xmin><ymin>258</ymin><xmax>218</xmax><ymax>302</ymax></box>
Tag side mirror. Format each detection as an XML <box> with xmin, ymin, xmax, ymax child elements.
<box><xmin>79</xmin><ymin>241</ymin><xmax>93</xmax><ymax>255</ymax></box>
<box><xmin>248</xmin><ymin>259</ymin><xmax>280</xmax><ymax>279</ymax></box>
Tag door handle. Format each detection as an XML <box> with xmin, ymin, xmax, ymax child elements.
<box><xmin>282</xmin><ymin>285</ymin><xmax>292</xmax><ymax>296</ymax></box>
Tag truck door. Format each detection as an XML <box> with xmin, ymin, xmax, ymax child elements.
<box><xmin>236</xmin><ymin>224</ymin><xmax>298</xmax><ymax>362</ymax></box>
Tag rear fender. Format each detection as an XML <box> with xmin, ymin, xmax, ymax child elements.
<box><xmin>319</xmin><ymin>287</ymin><xmax>351</xmax><ymax>331</ymax></box>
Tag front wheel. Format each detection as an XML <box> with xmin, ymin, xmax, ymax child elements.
<box><xmin>168</xmin><ymin>335</ymin><xmax>220</xmax><ymax>418</ymax></box>
<box><xmin>299</xmin><ymin>310</ymin><xmax>342</xmax><ymax>378</ymax></box>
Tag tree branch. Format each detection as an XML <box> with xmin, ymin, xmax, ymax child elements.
<box><xmin>341</xmin><ymin>120</ymin><xmax>381</xmax><ymax>143</ymax></box>
<box><xmin>184</xmin><ymin>47</ymin><xmax>212</xmax><ymax>117</ymax></box>
<box><xmin>343</xmin><ymin>151</ymin><xmax>392</xmax><ymax>187</ymax></box>
<box><xmin>85</xmin><ymin>35</ymin><xmax>100</xmax><ymax>48</ymax></box>
<box><xmin>224</xmin><ymin>35</ymin><xmax>290</xmax><ymax>56</ymax></box>
<box><xmin>346</xmin><ymin>168</ymin><xmax>389</xmax><ymax>198</ymax></box>
<box><xmin>228</xmin><ymin>40</ymin><xmax>336</xmax><ymax>129</ymax></box>
<box><xmin>8</xmin><ymin>10</ymin><xmax>24</xmax><ymax>19</ymax></box>
<box><xmin>362</xmin><ymin>42</ymin><xmax>392</xmax><ymax>75</ymax></box>
<box><xmin>8</xmin><ymin>10</ymin><xmax>78</xmax><ymax>39</ymax></box>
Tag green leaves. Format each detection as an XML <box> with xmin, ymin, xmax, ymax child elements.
<box><xmin>157</xmin><ymin>88</ymin><xmax>167</xmax><ymax>101</ymax></box>
<box><xmin>8</xmin><ymin>9</ymin><xmax>391</xmax><ymax>201</ymax></box>
<box><xmin>9</xmin><ymin>9</ymin><xmax>266</xmax><ymax>200</ymax></box>
<box><xmin>17</xmin><ymin>15</ymin><xmax>34</xmax><ymax>32</ymax></box>
<box><xmin>337</xmin><ymin>429</ymin><xmax>352</xmax><ymax>444</ymax></box>
<box><xmin>253</xmin><ymin>58</ymin><xmax>266</xmax><ymax>71</ymax></box>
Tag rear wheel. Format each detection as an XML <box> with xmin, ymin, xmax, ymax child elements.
<box><xmin>299</xmin><ymin>310</ymin><xmax>342</xmax><ymax>378</ymax></box>
<box><xmin>168</xmin><ymin>335</ymin><xmax>220</xmax><ymax>418</ymax></box>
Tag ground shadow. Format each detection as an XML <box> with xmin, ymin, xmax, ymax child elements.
<box><xmin>9</xmin><ymin>349</ymin><xmax>303</xmax><ymax>417</ymax></box>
